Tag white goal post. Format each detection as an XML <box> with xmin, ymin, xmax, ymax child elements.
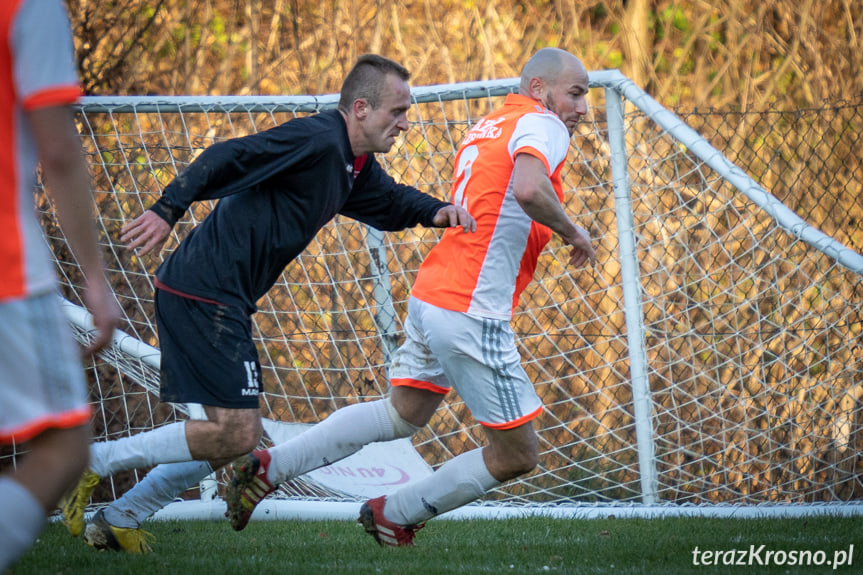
<box><xmin>23</xmin><ymin>70</ymin><xmax>863</xmax><ymax>521</ymax></box>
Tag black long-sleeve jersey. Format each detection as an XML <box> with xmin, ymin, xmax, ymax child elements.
<box><xmin>148</xmin><ymin>109</ymin><xmax>448</xmax><ymax>314</ymax></box>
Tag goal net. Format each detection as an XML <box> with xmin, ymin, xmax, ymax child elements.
<box><xmin>17</xmin><ymin>72</ymin><xmax>863</xmax><ymax>519</ymax></box>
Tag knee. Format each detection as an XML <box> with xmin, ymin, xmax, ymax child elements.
<box><xmin>388</xmin><ymin>387</ymin><xmax>443</xmax><ymax>430</ymax></box>
<box><xmin>384</xmin><ymin>397</ymin><xmax>424</xmax><ymax>438</ymax></box>
<box><xmin>514</xmin><ymin>448</ymin><xmax>539</xmax><ymax>476</ymax></box>
<box><xmin>230</xmin><ymin>421</ymin><xmax>262</xmax><ymax>456</ymax></box>
<box><xmin>212</xmin><ymin>418</ymin><xmax>261</xmax><ymax>457</ymax></box>
<box><xmin>484</xmin><ymin>430</ymin><xmax>539</xmax><ymax>481</ymax></box>
<box><xmin>498</xmin><ymin>445</ymin><xmax>538</xmax><ymax>479</ymax></box>
<box><xmin>485</xmin><ymin>456</ymin><xmax>536</xmax><ymax>483</ymax></box>
<box><xmin>28</xmin><ymin>425</ymin><xmax>90</xmax><ymax>488</ymax></box>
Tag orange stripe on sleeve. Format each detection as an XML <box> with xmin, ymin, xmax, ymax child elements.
<box><xmin>22</xmin><ymin>85</ymin><xmax>81</xmax><ymax>111</ymax></box>
<box><xmin>512</xmin><ymin>145</ymin><xmax>552</xmax><ymax>175</ymax></box>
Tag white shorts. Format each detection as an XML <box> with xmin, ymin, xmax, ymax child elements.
<box><xmin>0</xmin><ymin>291</ymin><xmax>90</xmax><ymax>443</ymax></box>
<box><xmin>389</xmin><ymin>296</ymin><xmax>542</xmax><ymax>429</ymax></box>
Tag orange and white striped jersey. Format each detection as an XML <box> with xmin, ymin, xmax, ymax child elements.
<box><xmin>0</xmin><ymin>0</ymin><xmax>81</xmax><ymax>302</ymax></box>
<box><xmin>411</xmin><ymin>93</ymin><xmax>571</xmax><ymax>320</ymax></box>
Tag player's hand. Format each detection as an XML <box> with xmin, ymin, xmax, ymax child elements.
<box><xmin>121</xmin><ymin>210</ymin><xmax>172</xmax><ymax>255</ymax></box>
<box><xmin>432</xmin><ymin>204</ymin><xmax>476</xmax><ymax>233</ymax></box>
<box><xmin>563</xmin><ymin>224</ymin><xmax>596</xmax><ymax>268</ymax></box>
<box><xmin>82</xmin><ymin>275</ymin><xmax>121</xmax><ymax>355</ymax></box>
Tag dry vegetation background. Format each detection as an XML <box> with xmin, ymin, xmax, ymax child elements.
<box><xmin>65</xmin><ymin>0</ymin><xmax>863</xmax><ymax>256</ymax></box>
<box><xmin>42</xmin><ymin>0</ymin><xmax>862</xmax><ymax>504</ymax></box>
<box><xmin>66</xmin><ymin>1</ymin><xmax>863</xmax><ymax>254</ymax></box>
<box><xmin>2</xmin><ymin>1</ymin><xmax>860</xmax><ymax>504</ymax></box>
<box><xmin>68</xmin><ymin>0</ymin><xmax>862</xmax><ymax>110</ymax></box>
<box><xmin>67</xmin><ymin>0</ymin><xmax>863</xmax><ymax>252</ymax></box>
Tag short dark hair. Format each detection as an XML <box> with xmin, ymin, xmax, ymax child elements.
<box><xmin>338</xmin><ymin>54</ymin><xmax>411</xmax><ymax>113</ymax></box>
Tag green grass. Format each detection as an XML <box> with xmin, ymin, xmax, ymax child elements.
<box><xmin>10</xmin><ymin>515</ymin><xmax>860</xmax><ymax>574</ymax></box>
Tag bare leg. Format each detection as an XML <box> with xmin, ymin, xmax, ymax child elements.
<box><xmin>481</xmin><ymin>422</ymin><xmax>539</xmax><ymax>482</ymax></box>
<box><xmin>13</xmin><ymin>425</ymin><xmax>90</xmax><ymax>511</ymax></box>
<box><xmin>91</xmin><ymin>406</ymin><xmax>262</xmax><ymax>477</ymax></box>
<box><xmin>185</xmin><ymin>405</ymin><xmax>263</xmax><ymax>468</ymax></box>
<box><xmin>383</xmin><ymin>421</ymin><xmax>538</xmax><ymax>525</ymax></box>
<box><xmin>0</xmin><ymin>425</ymin><xmax>90</xmax><ymax>569</ymax></box>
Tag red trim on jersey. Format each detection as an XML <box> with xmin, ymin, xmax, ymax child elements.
<box><xmin>154</xmin><ymin>277</ymin><xmax>226</xmax><ymax>306</ymax></box>
<box><xmin>390</xmin><ymin>377</ymin><xmax>450</xmax><ymax>395</ymax></box>
<box><xmin>478</xmin><ymin>405</ymin><xmax>543</xmax><ymax>430</ymax></box>
<box><xmin>22</xmin><ymin>85</ymin><xmax>81</xmax><ymax>110</ymax></box>
<box><xmin>0</xmin><ymin>405</ymin><xmax>92</xmax><ymax>444</ymax></box>
<box><xmin>353</xmin><ymin>154</ymin><xmax>367</xmax><ymax>179</ymax></box>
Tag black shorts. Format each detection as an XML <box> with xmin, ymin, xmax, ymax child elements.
<box><xmin>155</xmin><ymin>288</ymin><xmax>261</xmax><ymax>409</ymax></box>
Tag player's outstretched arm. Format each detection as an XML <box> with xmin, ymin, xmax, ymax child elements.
<box><xmin>511</xmin><ymin>153</ymin><xmax>596</xmax><ymax>268</ymax></box>
<box><xmin>80</xmin><ymin>273</ymin><xmax>120</xmax><ymax>354</ymax></box>
<box><xmin>121</xmin><ymin>210</ymin><xmax>172</xmax><ymax>256</ymax></box>
<box><xmin>28</xmin><ymin>105</ymin><xmax>121</xmax><ymax>354</ymax></box>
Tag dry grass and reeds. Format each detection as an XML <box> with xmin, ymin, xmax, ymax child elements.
<box><xmin>4</xmin><ymin>1</ymin><xmax>860</xmax><ymax>505</ymax></box>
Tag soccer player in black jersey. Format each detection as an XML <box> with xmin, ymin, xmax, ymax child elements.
<box><xmin>60</xmin><ymin>54</ymin><xmax>475</xmax><ymax>553</ymax></box>
<box><xmin>226</xmin><ymin>47</ymin><xmax>594</xmax><ymax>548</ymax></box>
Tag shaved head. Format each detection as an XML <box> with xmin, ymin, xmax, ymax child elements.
<box><xmin>518</xmin><ymin>48</ymin><xmax>589</xmax><ymax>135</ymax></box>
<box><xmin>519</xmin><ymin>48</ymin><xmax>584</xmax><ymax>94</ymax></box>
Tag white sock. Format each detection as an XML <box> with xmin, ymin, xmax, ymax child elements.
<box><xmin>268</xmin><ymin>399</ymin><xmax>402</xmax><ymax>485</ymax></box>
<box><xmin>102</xmin><ymin>461</ymin><xmax>214</xmax><ymax>529</ymax></box>
<box><xmin>0</xmin><ymin>477</ymin><xmax>46</xmax><ymax>572</ymax></box>
<box><xmin>90</xmin><ymin>421</ymin><xmax>192</xmax><ymax>477</ymax></box>
<box><xmin>383</xmin><ymin>448</ymin><xmax>500</xmax><ymax>525</ymax></box>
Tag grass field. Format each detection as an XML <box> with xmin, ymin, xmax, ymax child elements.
<box><xmin>9</xmin><ymin>515</ymin><xmax>859</xmax><ymax>574</ymax></box>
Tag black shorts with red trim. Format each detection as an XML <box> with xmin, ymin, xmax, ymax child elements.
<box><xmin>155</xmin><ymin>287</ymin><xmax>261</xmax><ymax>409</ymax></box>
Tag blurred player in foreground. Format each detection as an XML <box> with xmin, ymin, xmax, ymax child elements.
<box><xmin>60</xmin><ymin>54</ymin><xmax>475</xmax><ymax>553</ymax></box>
<box><xmin>0</xmin><ymin>0</ymin><xmax>120</xmax><ymax>570</ymax></box>
<box><xmin>225</xmin><ymin>47</ymin><xmax>595</xmax><ymax>546</ymax></box>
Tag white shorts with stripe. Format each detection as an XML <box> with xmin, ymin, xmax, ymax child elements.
<box><xmin>389</xmin><ymin>296</ymin><xmax>542</xmax><ymax>429</ymax></box>
<box><xmin>0</xmin><ymin>291</ymin><xmax>90</xmax><ymax>443</ymax></box>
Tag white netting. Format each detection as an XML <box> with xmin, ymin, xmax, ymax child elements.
<box><xmin>8</xmin><ymin>74</ymin><xmax>861</xmax><ymax>512</ymax></box>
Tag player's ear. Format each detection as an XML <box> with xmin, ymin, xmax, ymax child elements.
<box><xmin>527</xmin><ymin>77</ymin><xmax>545</xmax><ymax>101</ymax></box>
<box><xmin>352</xmin><ymin>98</ymin><xmax>369</xmax><ymax>120</ymax></box>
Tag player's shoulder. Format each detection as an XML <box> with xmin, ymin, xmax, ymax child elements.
<box><xmin>275</xmin><ymin>109</ymin><xmax>341</xmax><ymax>133</ymax></box>
<box><xmin>515</xmin><ymin>110</ymin><xmax>570</xmax><ymax>153</ymax></box>
<box><xmin>491</xmin><ymin>96</ymin><xmax>569</xmax><ymax>143</ymax></box>
<box><xmin>515</xmin><ymin>107</ymin><xmax>568</xmax><ymax>135</ymax></box>
<box><xmin>263</xmin><ymin>110</ymin><xmax>346</xmax><ymax>150</ymax></box>
<box><xmin>506</xmin><ymin>108</ymin><xmax>570</xmax><ymax>167</ymax></box>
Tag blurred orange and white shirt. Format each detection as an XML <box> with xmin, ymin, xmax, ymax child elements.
<box><xmin>0</xmin><ymin>0</ymin><xmax>81</xmax><ymax>302</ymax></box>
<box><xmin>411</xmin><ymin>93</ymin><xmax>571</xmax><ymax>320</ymax></box>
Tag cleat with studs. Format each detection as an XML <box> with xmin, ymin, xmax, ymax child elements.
<box><xmin>358</xmin><ymin>496</ymin><xmax>424</xmax><ymax>547</ymax></box>
<box><xmin>225</xmin><ymin>450</ymin><xmax>276</xmax><ymax>531</ymax></box>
